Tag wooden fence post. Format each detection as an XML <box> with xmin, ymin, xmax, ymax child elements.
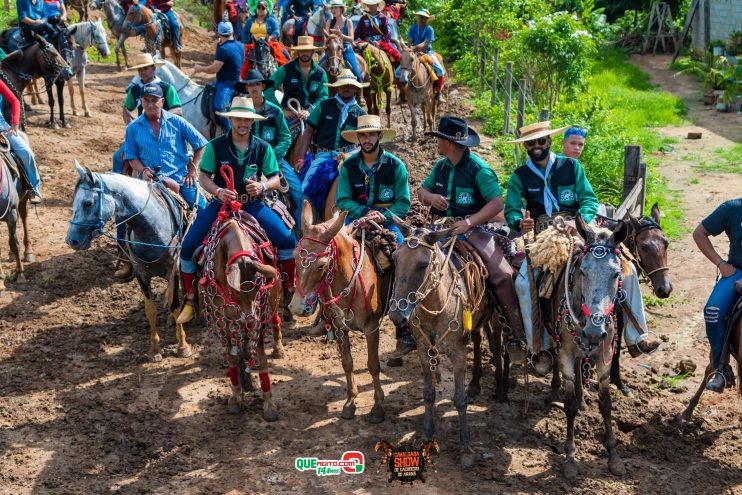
<box><xmin>503</xmin><ymin>61</ymin><xmax>513</xmax><ymax>134</ymax></box>
<box><xmin>516</xmin><ymin>79</ymin><xmax>526</xmax><ymax>136</ymax></box>
<box><xmin>623</xmin><ymin>145</ymin><xmax>647</xmax><ymax>217</ymax></box>
<box><xmin>491</xmin><ymin>48</ymin><xmax>499</xmax><ymax>105</ymax></box>
<box><xmin>479</xmin><ymin>42</ymin><xmax>486</xmax><ymax>94</ymax></box>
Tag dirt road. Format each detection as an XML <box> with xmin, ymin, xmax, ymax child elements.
<box><xmin>0</xmin><ymin>26</ymin><xmax>741</xmax><ymax>494</ymax></box>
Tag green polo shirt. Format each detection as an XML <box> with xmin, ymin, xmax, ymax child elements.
<box><xmin>199</xmin><ymin>137</ymin><xmax>279</xmax><ymax>182</ymax></box>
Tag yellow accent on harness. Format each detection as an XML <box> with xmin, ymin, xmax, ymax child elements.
<box><xmin>463</xmin><ymin>310</ymin><xmax>473</xmax><ymax>332</ymax></box>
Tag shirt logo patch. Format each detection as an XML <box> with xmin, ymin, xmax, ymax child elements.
<box><xmin>379</xmin><ymin>187</ymin><xmax>394</xmax><ymax>200</ymax></box>
<box><xmin>262</xmin><ymin>128</ymin><xmax>275</xmax><ymax>141</ymax></box>
<box><xmin>560</xmin><ymin>189</ymin><xmax>576</xmax><ymax>202</ymax></box>
<box><xmin>527</xmin><ymin>188</ymin><xmax>541</xmax><ymax>192</ymax></box>
<box><xmin>310</xmin><ymin>82</ymin><xmax>319</xmax><ymax>91</ymax></box>
<box><xmin>457</xmin><ymin>192</ymin><xmax>474</xmax><ymax>205</ymax></box>
<box><xmin>290</xmin><ymin>78</ymin><xmax>299</xmax><ymax>83</ymax></box>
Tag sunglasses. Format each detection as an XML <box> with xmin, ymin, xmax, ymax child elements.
<box><xmin>257</xmin><ymin>5</ymin><xmax>267</xmax><ymax>9</ymax></box>
<box><xmin>524</xmin><ymin>137</ymin><xmax>548</xmax><ymax>147</ymax></box>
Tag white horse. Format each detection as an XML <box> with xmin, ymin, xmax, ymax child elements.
<box><xmin>67</xmin><ymin>19</ymin><xmax>111</xmax><ymax>117</ymax></box>
<box><xmin>89</xmin><ymin>0</ymin><xmax>134</xmax><ymax>70</ymax></box>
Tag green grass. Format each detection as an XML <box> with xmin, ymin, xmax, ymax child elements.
<box><xmin>689</xmin><ymin>144</ymin><xmax>742</xmax><ymax>174</ymax></box>
<box><xmin>653</xmin><ymin>371</ymin><xmax>693</xmax><ymax>391</ymax></box>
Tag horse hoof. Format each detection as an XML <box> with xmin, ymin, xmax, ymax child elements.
<box><xmin>386</xmin><ymin>356</ymin><xmax>403</xmax><ymax>368</ymax></box>
<box><xmin>15</xmin><ymin>273</ymin><xmax>26</xmax><ymax>283</ymax></box>
<box><xmin>466</xmin><ymin>383</ymin><xmax>481</xmax><ymax>398</ymax></box>
<box><xmin>341</xmin><ymin>403</ymin><xmax>356</xmax><ymax>420</ymax></box>
<box><xmin>460</xmin><ymin>451</ymin><xmax>476</xmax><ymax>468</ymax></box>
<box><xmin>49</xmin><ymin>121</ymin><xmax>57</xmax><ymax>130</ymax></box>
<box><xmin>263</xmin><ymin>403</ymin><xmax>279</xmax><ymax>422</ymax></box>
<box><xmin>149</xmin><ymin>352</ymin><xmax>163</xmax><ymax>362</ymax></box>
<box><xmin>177</xmin><ymin>345</ymin><xmax>192</xmax><ymax>358</ymax></box>
<box><xmin>72</xmin><ymin>110</ymin><xmax>79</xmax><ymax>116</ymax></box>
<box><xmin>62</xmin><ymin>121</ymin><xmax>71</xmax><ymax>129</ymax></box>
<box><xmin>367</xmin><ymin>404</ymin><xmax>385</xmax><ymax>424</ymax></box>
<box><xmin>84</xmin><ymin>111</ymin><xmax>92</xmax><ymax>117</ymax></box>
<box><xmin>228</xmin><ymin>396</ymin><xmax>243</xmax><ymax>414</ymax></box>
<box><xmin>23</xmin><ymin>253</ymin><xmax>35</xmax><ymax>263</ymax></box>
<box><xmin>608</xmin><ymin>458</ymin><xmax>625</xmax><ymax>477</ymax></box>
<box><xmin>563</xmin><ymin>460</ymin><xmax>579</xmax><ymax>479</ymax></box>
<box><xmin>271</xmin><ymin>344</ymin><xmax>285</xmax><ymax>359</ymax></box>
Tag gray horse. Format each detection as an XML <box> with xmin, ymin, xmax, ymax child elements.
<box><xmin>154</xmin><ymin>60</ymin><xmax>215</xmax><ymax>138</ymax></box>
<box><xmin>67</xmin><ymin>19</ymin><xmax>110</xmax><ymax>117</ymax></box>
<box><xmin>66</xmin><ymin>162</ymin><xmax>192</xmax><ymax>361</ymax></box>
<box><xmin>89</xmin><ymin>0</ymin><xmax>134</xmax><ymax>70</ymax></box>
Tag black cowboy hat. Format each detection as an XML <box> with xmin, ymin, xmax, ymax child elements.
<box><xmin>234</xmin><ymin>69</ymin><xmax>275</xmax><ymax>94</ymax></box>
<box><xmin>425</xmin><ymin>116</ymin><xmax>480</xmax><ymax>147</ymax></box>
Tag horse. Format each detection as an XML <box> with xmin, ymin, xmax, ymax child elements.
<box><xmin>289</xmin><ymin>204</ymin><xmax>400</xmax><ymax>423</ymax></box>
<box><xmin>398</xmin><ymin>45</ymin><xmax>436</xmax><ymax>138</ymax></box>
<box><xmin>89</xmin><ymin>0</ymin><xmax>135</xmax><ymax>70</ymax></box>
<box><xmin>67</xmin><ymin>0</ymin><xmax>89</xmax><ymax>21</ymax></box>
<box><xmin>154</xmin><ymin>59</ymin><xmax>217</xmax><ymax>138</ymax></box>
<box><xmin>682</xmin><ymin>281</ymin><xmax>742</xmax><ymax>420</ymax></box>
<box><xmin>0</xmin><ymin>134</ymin><xmax>35</xmax><ymax>289</ymax></box>
<box><xmin>0</xmin><ymin>35</ymin><xmax>71</xmax><ymax>130</ymax></box>
<box><xmin>321</xmin><ymin>34</ymin><xmax>366</xmax><ymax>87</ymax></box>
<box><xmin>387</xmin><ymin>222</ymin><xmax>490</xmax><ymax>468</ymax></box>
<box><xmin>66</xmin><ymin>163</ymin><xmax>193</xmax><ymax>362</ymax></box>
<box><xmin>122</xmin><ymin>3</ymin><xmax>183</xmax><ymax>68</ymax></box>
<box><xmin>198</xmin><ymin>213</ymin><xmax>281</xmax><ymax>421</ymax></box>
<box><xmin>67</xmin><ymin>19</ymin><xmax>110</xmax><ymax>118</ymax></box>
<box><xmin>544</xmin><ymin>216</ymin><xmax>628</xmax><ymax>479</ymax></box>
<box><xmin>246</xmin><ymin>37</ymin><xmax>278</xmax><ymax>79</ymax></box>
<box><xmin>358</xmin><ymin>43</ymin><xmax>393</xmax><ymax>126</ymax></box>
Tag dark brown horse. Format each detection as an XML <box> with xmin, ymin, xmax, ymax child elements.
<box><xmin>358</xmin><ymin>43</ymin><xmax>392</xmax><ymax>126</ymax></box>
<box><xmin>122</xmin><ymin>3</ymin><xmax>183</xmax><ymax>67</ymax></box>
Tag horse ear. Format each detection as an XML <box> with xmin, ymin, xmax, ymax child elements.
<box><xmin>68</xmin><ymin>26</ymin><xmax>78</xmax><ymax>36</ymax></box>
<box><xmin>651</xmin><ymin>203</ymin><xmax>661</xmax><ymax>226</ymax></box>
<box><xmin>226</xmin><ymin>263</ymin><xmax>241</xmax><ymax>292</ymax></box>
<box><xmin>390</xmin><ymin>213</ymin><xmax>410</xmax><ymax>238</ymax></box>
<box><xmin>322</xmin><ymin>210</ymin><xmax>348</xmax><ymax>240</ymax></box>
<box><xmin>73</xmin><ymin>160</ymin><xmax>92</xmax><ymax>182</ymax></box>
<box><xmin>300</xmin><ymin>199</ymin><xmax>314</xmax><ymax>233</ymax></box>
<box><xmin>612</xmin><ymin>219</ymin><xmax>629</xmax><ymax>246</ymax></box>
<box><xmin>423</xmin><ymin>227</ymin><xmax>455</xmax><ymax>246</ymax></box>
<box><xmin>575</xmin><ymin>214</ymin><xmax>593</xmax><ymax>243</ymax></box>
<box><xmin>627</xmin><ymin>212</ymin><xmax>641</xmax><ymax>231</ymax></box>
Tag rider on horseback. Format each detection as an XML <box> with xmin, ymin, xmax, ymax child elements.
<box><xmin>404</xmin><ymin>9</ymin><xmax>444</xmax><ymax>102</ymax></box>
<box><xmin>17</xmin><ymin>0</ymin><xmax>57</xmax><ymax>40</ymax></box>
<box><xmin>264</xmin><ymin>36</ymin><xmax>328</xmax><ymax>128</ymax></box>
<box><xmin>0</xmin><ymin>80</ymin><xmax>42</xmax><ymax>204</ymax></box>
<box><xmin>321</xmin><ymin>0</ymin><xmax>363</xmax><ymax>83</ymax></box>
<box><xmin>117</xmin><ymin>83</ymin><xmax>207</xmax><ymax>278</ymax></box>
<box><xmin>235</xmin><ymin>69</ymin><xmax>303</xmax><ymax>228</ymax></box>
<box><xmin>145</xmin><ymin>0</ymin><xmax>181</xmax><ymax>52</ymax></box>
<box><xmin>419</xmin><ymin>116</ymin><xmax>528</xmax><ymax>364</ymax></box>
<box><xmin>694</xmin><ymin>198</ymin><xmax>742</xmax><ymax>392</ymax></box>
<box><xmin>192</xmin><ymin>21</ymin><xmax>244</xmax><ymax>132</ymax></box>
<box><xmin>354</xmin><ymin>0</ymin><xmax>400</xmax><ymax>66</ymax></box>
<box><xmin>282</xmin><ymin>0</ymin><xmax>314</xmax><ymax>45</ymax></box>
<box><xmin>177</xmin><ymin>96</ymin><xmax>298</xmax><ymax>324</ymax></box>
<box><xmin>43</xmin><ymin>0</ymin><xmax>68</xmax><ymax>21</ymax></box>
<box><xmin>505</xmin><ymin>121</ymin><xmax>660</xmax><ymax>375</ymax></box>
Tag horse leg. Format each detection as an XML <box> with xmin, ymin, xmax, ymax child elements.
<box><xmin>0</xmin><ymin>249</ymin><xmax>5</xmax><ymax>291</ymax></box>
<box><xmin>67</xmin><ymin>78</ymin><xmax>78</xmax><ymax>117</ymax></box>
<box><xmin>339</xmin><ymin>328</ymin><xmax>359</xmax><ymax>419</ymax></box>
<box><xmin>141</xmin><ymin>282</ymin><xmax>162</xmax><ymax>361</ymax></box>
<box><xmin>366</xmin><ymin>324</ymin><xmax>385</xmax><ymax>424</ymax></box>
<box><xmin>549</xmin><ymin>344</ymin><xmax>562</xmax><ymax>404</ymax></box>
<box><xmin>79</xmin><ymin>69</ymin><xmax>91</xmax><ymax>117</ymax></box>
<box><xmin>258</xmin><ymin>339</ymin><xmax>279</xmax><ymax>422</ymax></box>
<box><xmin>55</xmin><ymin>81</ymin><xmax>68</xmax><ymax>128</ymax></box>
<box><xmin>30</xmin><ymin>79</ymin><xmax>42</xmax><ymax>106</ymax></box>
<box><xmin>467</xmin><ymin>328</ymin><xmax>483</xmax><ymax>398</ymax></box>
<box><xmin>271</xmin><ymin>289</ymin><xmax>285</xmax><ymax>358</ymax></box>
<box><xmin>417</xmin><ymin>344</ymin><xmax>437</xmax><ymax>443</ymax></box>
<box><xmin>561</xmin><ymin>353</ymin><xmax>579</xmax><ymax>479</ymax></box>
<box><xmin>227</xmin><ymin>352</ymin><xmax>244</xmax><ymax>413</ymax></box>
<box><xmin>681</xmin><ymin>357</ymin><xmax>714</xmax><ymax>420</ymax></box>
<box><xmin>385</xmin><ymin>88</ymin><xmax>391</xmax><ymax>128</ymax></box>
<box><xmin>407</xmin><ymin>97</ymin><xmax>416</xmax><ymax>139</ymax></box>
<box><xmin>6</xmin><ymin>209</ymin><xmax>25</xmax><ymax>283</ymax></box>
<box><xmin>170</xmin><ymin>277</ymin><xmax>192</xmax><ymax>358</ymax></box>
<box><xmin>453</xmin><ymin>345</ymin><xmax>475</xmax><ymax>468</ymax></box>
<box><xmin>18</xmin><ymin>198</ymin><xmax>34</xmax><ymax>263</ymax></box>
<box><xmin>599</xmin><ymin>366</ymin><xmax>624</xmax><ymax>476</ymax></box>
<box><xmin>46</xmin><ymin>85</ymin><xmax>56</xmax><ymax>129</ymax></box>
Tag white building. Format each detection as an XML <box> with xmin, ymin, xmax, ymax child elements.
<box><xmin>691</xmin><ymin>0</ymin><xmax>742</xmax><ymax>53</ymax></box>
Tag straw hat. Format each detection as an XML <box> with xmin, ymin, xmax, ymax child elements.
<box><xmin>361</xmin><ymin>0</ymin><xmax>385</xmax><ymax>9</ymax></box>
<box><xmin>215</xmin><ymin>96</ymin><xmax>267</xmax><ymax>120</ymax></box>
<box><xmin>326</xmin><ymin>68</ymin><xmax>369</xmax><ymax>89</ymax></box>
<box><xmin>290</xmin><ymin>35</ymin><xmax>324</xmax><ymax>52</ymax></box>
<box><xmin>341</xmin><ymin>114</ymin><xmax>396</xmax><ymax>143</ymax></box>
<box><xmin>128</xmin><ymin>53</ymin><xmax>165</xmax><ymax>70</ymax></box>
<box><xmin>414</xmin><ymin>8</ymin><xmax>434</xmax><ymax>20</ymax></box>
<box><xmin>328</xmin><ymin>0</ymin><xmax>346</xmax><ymax>8</ymax></box>
<box><xmin>507</xmin><ymin>121</ymin><xmax>569</xmax><ymax>144</ymax></box>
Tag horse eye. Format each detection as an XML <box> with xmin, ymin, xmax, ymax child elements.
<box><xmin>83</xmin><ymin>200</ymin><xmax>94</xmax><ymax>208</ymax></box>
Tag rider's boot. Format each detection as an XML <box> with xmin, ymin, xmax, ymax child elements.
<box><xmin>435</xmin><ymin>76</ymin><xmax>445</xmax><ymax>103</ymax></box>
<box><xmin>706</xmin><ymin>369</ymin><xmax>727</xmax><ymax>393</ymax></box>
<box><xmin>29</xmin><ymin>190</ymin><xmax>42</xmax><ymax>204</ymax></box>
<box><xmin>176</xmin><ymin>271</ymin><xmax>199</xmax><ymax>324</ymax></box>
<box><xmin>387</xmin><ymin>324</ymin><xmax>416</xmax><ymax>367</ymax></box>
<box><xmin>626</xmin><ymin>334</ymin><xmax>661</xmax><ymax>357</ymax></box>
<box><xmin>114</xmin><ymin>259</ymin><xmax>133</xmax><ymax>280</ymax></box>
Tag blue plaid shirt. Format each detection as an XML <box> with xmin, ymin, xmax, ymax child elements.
<box><xmin>123</xmin><ymin>110</ymin><xmax>207</xmax><ymax>183</ymax></box>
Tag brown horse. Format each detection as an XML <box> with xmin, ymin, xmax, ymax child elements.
<box><xmin>122</xmin><ymin>3</ymin><xmax>183</xmax><ymax>67</ymax></box>
<box><xmin>387</xmin><ymin>222</ymin><xmax>490</xmax><ymax>468</ymax></box>
<box><xmin>321</xmin><ymin>34</ymin><xmax>366</xmax><ymax>85</ymax></box>
<box><xmin>200</xmin><ymin>216</ymin><xmax>282</xmax><ymax>421</ymax></box>
<box><xmin>289</xmin><ymin>204</ymin><xmax>396</xmax><ymax>423</ymax></box>
<box><xmin>358</xmin><ymin>43</ymin><xmax>392</xmax><ymax>126</ymax></box>
<box><xmin>398</xmin><ymin>45</ymin><xmax>436</xmax><ymax>138</ymax></box>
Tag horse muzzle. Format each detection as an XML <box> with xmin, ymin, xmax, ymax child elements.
<box><xmin>65</xmin><ymin>232</ymin><xmax>92</xmax><ymax>251</ymax></box>
<box><xmin>288</xmin><ymin>292</ymin><xmax>316</xmax><ymax>316</ymax></box>
<box><xmin>653</xmin><ymin>278</ymin><xmax>673</xmax><ymax>299</ymax></box>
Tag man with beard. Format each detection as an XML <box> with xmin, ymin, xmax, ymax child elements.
<box><xmin>418</xmin><ymin>116</ymin><xmax>528</xmax><ymax>364</ymax></box>
<box><xmin>506</xmin><ymin>121</ymin><xmax>660</xmax><ymax>376</ymax></box>
<box><xmin>264</xmin><ymin>36</ymin><xmax>328</xmax><ymax>128</ymax></box>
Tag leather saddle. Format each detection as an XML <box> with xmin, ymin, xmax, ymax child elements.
<box><xmin>155</xmin><ymin>12</ymin><xmax>173</xmax><ymax>42</ymax></box>
<box><xmin>0</xmin><ymin>149</ymin><xmax>27</xmax><ymax>187</ymax></box>
<box><xmin>200</xmin><ymin>84</ymin><xmax>219</xmax><ymax>136</ymax></box>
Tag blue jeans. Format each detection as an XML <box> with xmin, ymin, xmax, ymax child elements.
<box><xmin>112</xmin><ymin>144</ymin><xmax>124</xmax><ymax>175</ymax></box>
<box><xmin>215</xmin><ymin>81</ymin><xmax>235</xmax><ymax>131</ymax></box>
<box><xmin>164</xmin><ymin>10</ymin><xmax>180</xmax><ymax>48</ymax></box>
<box><xmin>180</xmin><ymin>199</ymin><xmax>298</xmax><ymax>273</ymax></box>
<box><xmin>279</xmin><ymin>158</ymin><xmax>303</xmax><ymax>229</ymax></box>
<box><xmin>6</xmin><ymin>131</ymin><xmax>40</xmax><ymax>195</ymax></box>
<box><xmin>705</xmin><ymin>268</ymin><xmax>742</xmax><ymax>369</ymax></box>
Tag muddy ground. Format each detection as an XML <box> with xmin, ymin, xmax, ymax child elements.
<box><xmin>1</xmin><ymin>17</ymin><xmax>742</xmax><ymax>494</ymax></box>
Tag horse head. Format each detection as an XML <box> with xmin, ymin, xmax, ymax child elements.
<box><xmin>30</xmin><ymin>34</ymin><xmax>71</xmax><ymax>82</ymax></box>
<box><xmin>627</xmin><ymin>203</ymin><xmax>672</xmax><ymax>298</ymax></box>
<box><xmin>387</xmin><ymin>216</ymin><xmax>455</xmax><ymax>328</ymax></box>
<box><xmin>398</xmin><ymin>45</ymin><xmax>415</xmax><ymax>85</ymax></box>
<box><xmin>289</xmin><ymin>200</ymin><xmax>348</xmax><ymax>315</ymax></box>
<box><xmin>49</xmin><ymin>26</ymin><xmax>76</xmax><ymax>80</ymax></box>
<box><xmin>323</xmin><ymin>34</ymin><xmax>344</xmax><ymax>78</ymax></box>
<box><xmin>122</xmin><ymin>4</ymin><xmax>143</xmax><ymax>32</ymax></box>
<box><xmin>571</xmin><ymin>215</ymin><xmax>628</xmax><ymax>347</ymax></box>
<box><xmin>249</xmin><ymin>37</ymin><xmax>276</xmax><ymax>79</ymax></box>
<box><xmin>66</xmin><ymin>161</ymin><xmax>116</xmax><ymax>250</ymax></box>
<box><xmin>90</xmin><ymin>18</ymin><xmax>111</xmax><ymax>57</ymax></box>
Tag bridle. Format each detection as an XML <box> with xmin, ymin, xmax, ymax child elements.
<box><xmin>324</xmin><ymin>36</ymin><xmax>343</xmax><ymax>77</ymax></box>
<box><xmin>398</xmin><ymin>48</ymin><xmax>428</xmax><ymax>90</ymax></box>
<box><xmin>626</xmin><ymin>218</ymin><xmax>670</xmax><ymax>283</ymax></box>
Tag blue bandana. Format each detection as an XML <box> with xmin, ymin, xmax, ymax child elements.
<box><xmin>564</xmin><ymin>127</ymin><xmax>587</xmax><ymax>140</ymax></box>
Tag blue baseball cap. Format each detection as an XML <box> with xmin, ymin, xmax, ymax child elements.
<box><xmin>217</xmin><ymin>21</ymin><xmax>234</xmax><ymax>36</ymax></box>
<box><xmin>141</xmin><ymin>82</ymin><xmax>163</xmax><ymax>99</ymax></box>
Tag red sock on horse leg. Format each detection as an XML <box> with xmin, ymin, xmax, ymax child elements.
<box><xmin>259</xmin><ymin>372</ymin><xmax>271</xmax><ymax>392</ymax></box>
<box><xmin>437</xmin><ymin>76</ymin><xmax>444</xmax><ymax>92</ymax></box>
<box><xmin>226</xmin><ymin>365</ymin><xmax>239</xmax><ymax>386</ymax></box>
